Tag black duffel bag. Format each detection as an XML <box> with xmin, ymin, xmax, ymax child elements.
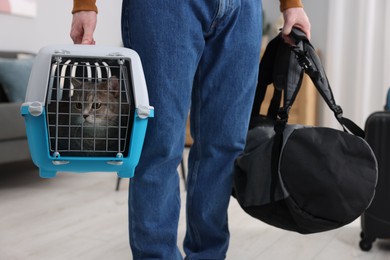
<box><xmin>232</xmin><ymin>28</ymin><xmax>378</xmax><ymax>234</ymax></box>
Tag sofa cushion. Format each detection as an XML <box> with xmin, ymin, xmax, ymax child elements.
<box><xmin>0</xmin><ymin>102</ymin><xmax>27</xmax><ymax>141</ymax></box>
<box><xmin>0</xmin><ymin>57</ymin><xmax>34</xmax><ymax>102</ymax></box>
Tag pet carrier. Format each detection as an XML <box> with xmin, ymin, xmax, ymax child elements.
<box><xmin>21</xmin><ymin>45</ymin><xmax>154</xmax><ymax>178</ymax></box>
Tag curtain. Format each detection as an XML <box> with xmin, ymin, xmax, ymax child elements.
<box><xmin>323</xmin><ymin>0</ymin><xmax>390</xmax><ymax>128</ymax></box>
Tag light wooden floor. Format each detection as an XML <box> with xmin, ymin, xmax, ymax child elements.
<box><xmin>1</xmin><ymin>161</ymin><xmax>390</xmax><ymax>260</ymax></box>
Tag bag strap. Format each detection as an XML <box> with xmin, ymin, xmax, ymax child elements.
<box><xmin>253</xmin><ymin>28</ymin><xmax>365</xmax><ymax>138</ymax></box>
<box><xmin>288</xmin><ymin>29</ymin><xmax>365</xmax><ymax>137</ymax></box>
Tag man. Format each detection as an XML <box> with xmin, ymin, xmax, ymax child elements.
<box><xmin>70</xmin><ymin>0</ymin><xmax>311</xmax><ymax>259</ymax></box>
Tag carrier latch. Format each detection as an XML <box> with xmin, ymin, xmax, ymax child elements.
<box><xmin>27</xmin><ymin>101</ymin><xmax>44</xmax><ymax>117</ymax></box>
<box><xmin>136</xmin><ymin>105</ymin><xmax>154</xmax><ymax>119</ymax></box>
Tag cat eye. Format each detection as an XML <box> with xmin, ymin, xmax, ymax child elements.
<box><xmin>75</xmin><ymin>102</ymin><xmax>83</xmax><ymax>110</ymax></box>
<box><xmin>92</xmin><ymin>103</ymin><xmax>102</xmax><ymax>109</ymax></box>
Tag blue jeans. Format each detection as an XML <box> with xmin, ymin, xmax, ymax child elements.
<box><xmin>121</xmin><ymin>0</ymin><xmax>262</xmax><ymax>259</ymax></box>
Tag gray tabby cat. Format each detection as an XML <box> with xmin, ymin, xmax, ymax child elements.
<box><xmin>69</xmin><ymin>76</ymin><xmax>125</xmax><ymax>155</ymax></box>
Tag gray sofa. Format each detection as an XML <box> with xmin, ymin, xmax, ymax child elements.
<box><xmin>0</xmin><ymin>52</ymin><xmax>34</xmax><ymax>165</ymax></box>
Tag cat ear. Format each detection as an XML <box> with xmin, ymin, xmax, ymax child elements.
<box><xmin>108</xmin><ymin>76</ymin><xmax>120</xmax><ymax>97</ymax></box>
<box><xmin>71</xmin><ymin>78</ymin><xmax>82</xmax><ymax>89</ymax></box>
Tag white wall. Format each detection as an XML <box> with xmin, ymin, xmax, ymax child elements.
<box><xmin>0</xmin><ymin>0</ymin><xmax>122</xmax><ymax>53</ymax></box>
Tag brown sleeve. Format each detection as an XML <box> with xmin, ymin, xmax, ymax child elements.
<box><xmin>279</xmin><ymin>0</ymin><xmax>304</xmax><ymax>12</ymax></box>
<box><xmin>72</xmin><ymin>0</ymin><xmax>98</xmax><ymax>14</ymax></box>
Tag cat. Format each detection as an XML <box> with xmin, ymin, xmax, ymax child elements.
<box><xmin>53</xmin><ymin>76</ymin><xmax>130</xmax><ymax>156</ymax></box>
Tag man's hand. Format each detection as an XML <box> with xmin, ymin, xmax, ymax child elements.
<box><xmin>281</xmin><ymin>7</ymin><xmax>311</xmax><ymax>45</ymax></box>
<box><xmin>70</xmin><ymin>11</ymin><xmax>97</xmax><ymax>45</ymax></box>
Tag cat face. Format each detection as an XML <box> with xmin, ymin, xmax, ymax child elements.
<box><xmin>70</xmin><ymin>77</ymin><xmax>120</xmax><ymax>126</ymax></box>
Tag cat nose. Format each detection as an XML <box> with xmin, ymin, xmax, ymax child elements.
<box><xmin>83</xmin><ymin>114</ymin><xmax>88</xmax><ymax>119</ymax></box>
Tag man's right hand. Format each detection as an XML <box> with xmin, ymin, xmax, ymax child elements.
<box><xmin>281</xmin><ymin>7</ymin><xmax>311</xmax><ymax>45</ymax></box>
<box><xmin>70</xmin><ymin>11</ymin><xmax>97</xmax><ymax>45</ymax></box>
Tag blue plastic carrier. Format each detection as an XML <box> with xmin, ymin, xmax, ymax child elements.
<box><xmin>21</xmin><ymin>45</ymin><xmax>154</xmax><ymax>178</ymax></box>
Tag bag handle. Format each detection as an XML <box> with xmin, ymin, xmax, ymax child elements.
<box><xmin>251</xmin><ymin>34</ymin><xmax>304</xmax><ymax>123</ymax></box>
<box><xmin>252</xmin><ymin>28</ymin><xmax>365</xmax><ymax>138</ymax></box>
